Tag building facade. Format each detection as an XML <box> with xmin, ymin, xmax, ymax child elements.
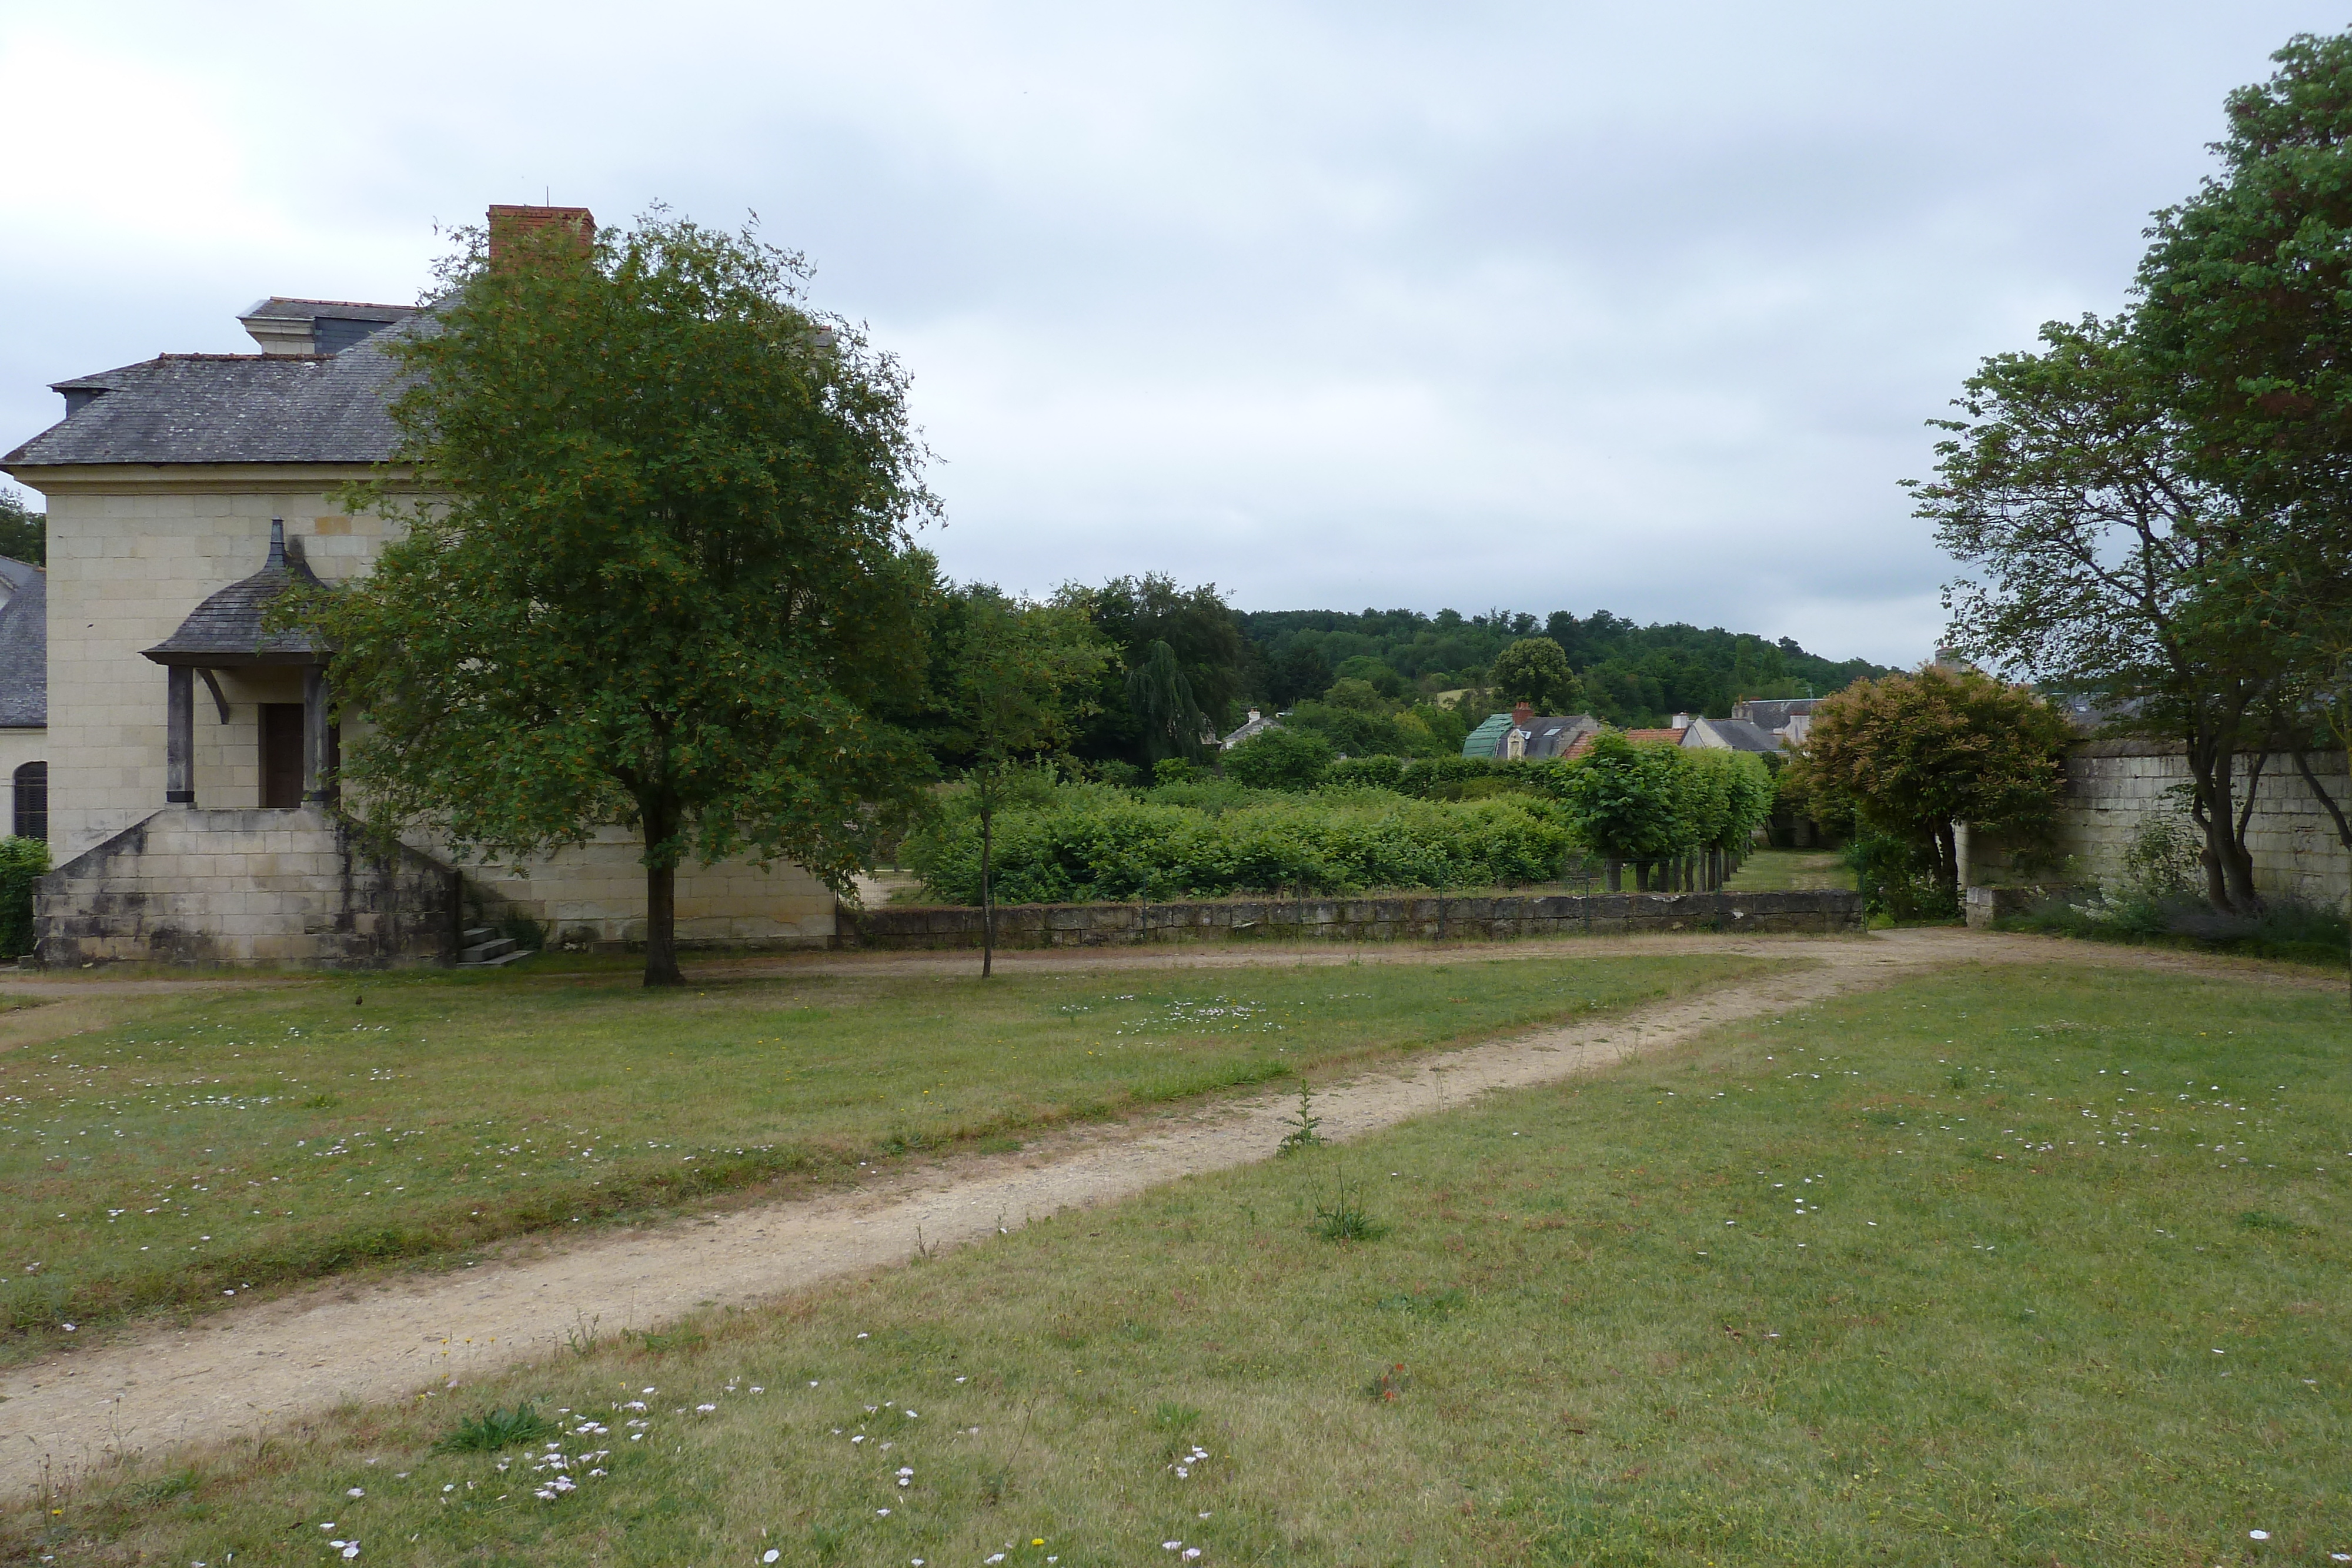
<box><xmin>1</xmin><ymin>212</ymin><xmax>838</xmax><ymax>965</ymax></box>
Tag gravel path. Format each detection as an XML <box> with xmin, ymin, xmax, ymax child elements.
<box><xmin>0</xmin><ymin>928</ymin><xmax>2324</xmax><ymax>1497</ymax></box>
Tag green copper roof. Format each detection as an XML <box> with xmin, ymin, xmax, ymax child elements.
<box><xmin>1461</xmin><ymin>712</ymin><xmax>1511</xmax><ymax>758</ymax></box>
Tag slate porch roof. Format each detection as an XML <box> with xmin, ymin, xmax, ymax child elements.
<box><xmin>142</xmin><ymin>525</ymin><xmax>329</xmax><ymax>667</ymax></box>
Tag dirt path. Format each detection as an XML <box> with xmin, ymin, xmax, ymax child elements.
<box><xmin>0</xmin><ymin>928</ymin><xmax>2326</xmax><ymax>1497</ymax></box>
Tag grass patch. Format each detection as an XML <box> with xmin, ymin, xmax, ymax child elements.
<box><xmin>0</xmin><ymin>952</ymin><xmax>1764</xmax><ymax>1353</ymax></box>
<box><xmin>22</xmin><ymin>961</ymin><xmax>2349</xmax><ymax>1564</ymax></box>
<box><xmin>1723</xmin><ymin>849</ymin><xmax>1854</xmax><ymax>893</ymax></box>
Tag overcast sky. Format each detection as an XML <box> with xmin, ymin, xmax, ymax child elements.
<box><xmin>1</xmin><ymin>2</ymin><xmax>2341</xmax><ymax>666</ymax></box>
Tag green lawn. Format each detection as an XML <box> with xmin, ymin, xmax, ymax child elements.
<box><xmin>1725</xmin><ymin>848</ymin><xmax>1853</xmax><ymax>892</ymax></box>
<box><xmin>25</xmin><ymin>961</ymin><xmax>2348</xmax><ymax>1566</ymax></box>
<box><xmin>0</xmin><ymin>952</ymin><xmax>1763</xmax><ymax>1352</ymax></box>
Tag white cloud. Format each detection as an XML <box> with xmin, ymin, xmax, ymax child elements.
<box><xmin>2</xmin><ymin>0</ymin><xmax>2344</xmax><ymax>663</ymax></box>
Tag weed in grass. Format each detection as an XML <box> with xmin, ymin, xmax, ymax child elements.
<box><xmin>430</xmin><ymin>1403</ymin><xmax>555</xmax><ymax>1453</ymax></box>
<box><xmin>631</xmin><ymin>1327</ymin><xmax>706</xmax><ymax>1355</ymax></box>
<box><xmin>1365</xmin><ymin>1362</ymin><xmax>1408</xmax><ymax>1401</ymax></box>
<box><xmin>1275</xmin><ymin>1079</ymin><xmax>1325</xmax><ymax>1155</ymax></box>
<box><xmin>1314</xmin><ymin>1165</ymin><xmax>1385</xmax><ymax>1242</ymax></box>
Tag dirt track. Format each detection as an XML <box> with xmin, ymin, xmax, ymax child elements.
<box><xmin>0</xmin><ymin>927</ymin><xmax>2328</xmax><ymax>1499</ymax></box>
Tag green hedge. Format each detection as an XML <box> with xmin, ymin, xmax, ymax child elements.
<box><xmin>0</xmin><ymin>835</ymin><xmax>48</xmax><ymax>959</ymax></box>
<box><xmin>906</xmin><ymin>790</ymin><xmax>1575</xmax><ymax>904</ymax></box>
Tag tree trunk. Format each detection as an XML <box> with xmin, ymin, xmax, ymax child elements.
<box><xmin>2187</xmin><ymin>739</ymin><xmax>2264</xmax><ymax>914</ymax></box>
<box><xmin>640</xmin><ymin>795</ymin><xmax>685</xmax><ymax>988</ymax></box>
<box><xmin>1606</xmin><ymin>860</ymin><xmax>1622</xmax><ymax>892</ymax></box>
<box><xmin>643</xmin><ymin>859</ymin><xmax>683</xmax><ymax>987</ymax></box>
<box><xmin>980</xmin><ymin>782</ymin><xmax>996</xmax><ymax>980</ymax></box>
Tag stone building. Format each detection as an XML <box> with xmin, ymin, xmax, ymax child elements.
<box><xmin>0</xmin><ymin>206</ymin><xmax>839</xmax><ymax>966</ymax></box>
<box><xmin>0</xmin><ymin>556</ymin><xmax>45</xmax><ymax>838</ymax></box>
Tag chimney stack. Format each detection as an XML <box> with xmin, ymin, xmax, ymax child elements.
<box><xmin>1512</xmin><ymin>700</ymin><xmax>1534</xmax><ymax>728</ymax></box>
<box><xmin>487</xmin><ymin>204</ymin><xmax>596</xmax><ymax>265</ymax></box>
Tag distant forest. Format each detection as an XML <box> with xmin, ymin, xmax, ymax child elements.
<box><xmin>1241</xmin><ymin>606</ymin><xmax>1891</xmax><ymax>729</ymax></box>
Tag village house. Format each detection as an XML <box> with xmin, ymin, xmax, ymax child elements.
<box><xmin>0</xmin><ymin>206</ymin><xmax>840</xmax><ymax>967</ymax></box>
<box><xmin>0</xmin><ymin>555</ymin><xmax>45</xmax><ymax>838</ymax></box>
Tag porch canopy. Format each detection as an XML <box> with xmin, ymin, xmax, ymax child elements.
<box><xmin>140</xmin><ymin>519</ymin><xmax>335</xmax><ymax>805</ymax></box>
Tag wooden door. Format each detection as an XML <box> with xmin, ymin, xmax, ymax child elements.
<box><xmin>260</xmin><ymin>703</ymin><xmax>304</xmax><ymax>808</ymax></box>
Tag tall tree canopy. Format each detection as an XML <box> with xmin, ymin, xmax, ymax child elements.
<box><xmin>1489</xmin><ymin>636</ymin><xmax>1579</xmax><ymax>712</ymax></box>
<box><xmin>0</xmin><ymin>487</ymin><xmax>43</xmax><ymax>566</ymax></box>
<box><xmin>1921</xmin><ymin>317</ymin><xmax>2288</xmax><ymax>911</ymax></box>
<box><xmin>323</xmin><ymin>212</ymin><xmax>937</xmax><ymax>986</ymax></box>
<box><xmin>2134</xmin><ymin>27</ymin><xmax>2352</xmax><ymax>868</ymax></box>
<box><xmin>1058</xmin><ymin>574</ymin><xmax>1257</xmax><ymax>765</ymax></box>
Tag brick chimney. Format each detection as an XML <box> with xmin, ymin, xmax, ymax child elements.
<box><xmin>487</xmin><ymin>204</ymin><xmax>596</xmax><ymax>264</ymax></box>
<box><xmin>1512</xmin><ymin>700</ymin><xmax>1534</xmax><ymax>728</ymax></box>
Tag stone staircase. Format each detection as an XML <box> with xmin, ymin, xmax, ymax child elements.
<box><xmin>457</xmin><ymin>925</ymin><xmax>536</xmax><ymax>968</ymax></box>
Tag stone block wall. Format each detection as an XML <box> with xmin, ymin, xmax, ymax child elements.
<box><xmin>844</xmin><ymin>888</ymin><xmax>1862</xmax><ymax>950</ymax></box>
<box><xmin>2050</xmin><ymin>741</ymin><xmax>2350</xmax><ymax>909</ymax></box>
<box><xmin>447</xmin><ymin>827</ymin><xmax>839</xmax><ymax>951</ymax></box>
<box><xmin>37</xmin><ymin>804</ymin><xmax>456</xmax><ymax>967</ymax></box>
<box><xmin>36</xmin><ymin>469</ymin><xmax>406</xmax><ymax>862</ymax></box>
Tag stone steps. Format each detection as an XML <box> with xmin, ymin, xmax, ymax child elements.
<box><xmin>457</xmin><ymin>925</ymin><xmax>534</xmax><ymax>968</ymax></box>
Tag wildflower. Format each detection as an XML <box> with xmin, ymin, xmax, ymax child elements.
<box><xmin>877</xmin><ymin>1508</ymin><xmax>891</xmax><ymax>1517</ymax></box>
<box><xmin>697</xmin><ymin>1403</ymin><xmax>718</xmax><ymax>1413</ymax></box>
<box><xmin>2250</xmin><ymin>1531</ymin><xmax>2270</xmax><ymax>1541</ymax></box>
<box><xmin>764</xmin><ymin>1553</ymin><xmax>781</xmax><ymax>1563</ymax></box>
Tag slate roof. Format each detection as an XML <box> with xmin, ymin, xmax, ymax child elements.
<box><xmin>142</xmin><ymin>527</ymin><xmax>329</xmax><ymax>666</ymax></box>
<box><xmin>0</xmin><ymin>559</ymin><xmax>44</xmax><ymax>727</ymax></box>
<box><xmin>1729</xmin><ymin>697</ymin><xmax>1818</xmax><ymax>733</ymax></box>
<box><xmin>1221</xmin><ymin>713</ymin><xmax>1281</xmax><ymax>748</ymax></box>
<box><xmin>1462</xmin><ymin>713</ymin><xmax>1600</xmax><ymax>760</ymax></box>
<box><xmin>4</xmin><ymin>330</ymin><xmax>412</xmax><ymax>469</ymax></box>
<box><xmin>1682</xmin><ymin>716</ymin><xmax>1781</xmax><ymax>754</ymax></box>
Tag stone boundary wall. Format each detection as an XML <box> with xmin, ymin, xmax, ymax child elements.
<box><xmin>37</xmin><ymin>805</ymin><xmax>458</xmax><ymax>968</ymax></box>
<box><xmin>2053</xmin><ymin>742</ymin><xmax>2349</xmax><ymax>909</ymax></box>
<box><xmin>843</xmin><ymin>888</ymin><xmax>1862</xmax><ymax>950</ymax></box>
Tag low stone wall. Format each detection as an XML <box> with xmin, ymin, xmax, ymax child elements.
<box><xmin>2051</xmin><ymin>742</ymin><xmax>2349</xmax><ymax>908</ymax></box>
<box><xmin>844</xmin><ymin>888</ymin><xmax>1862</xmax><ymax>950</ymax></box>
<box><xmin>37</xmin><ymin>805</ymin><xmax>458</xmax><ymax>968</ymax></box>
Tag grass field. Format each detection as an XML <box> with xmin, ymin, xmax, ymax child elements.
<box><xmin>22</xmin><ymin>960</ymin><xmax>2347</xmax><ymax>1566</ymax></box>
<box><xmin>0</xmin><ymin>951</ymin><xmax>1764</xmax><ymax>1354</ymax></box>
<box><xmin>1725</xmin><ymin>848</ymin><xmax>1854</xmax><ymax>892</ymax></box>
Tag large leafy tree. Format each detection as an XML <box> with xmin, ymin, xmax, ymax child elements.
<box><xmin>1489</xmin><ymin>636</ymin><xmax>1579</xmax><ymax>713</ymax></box>
<box><xmin>1920</xmin><ymin>318</ymin><xmax>2288</xmax><ymax>911</ymax></box>
<box><xmin>1790</xmin><ymin>667</ymin><xmax>2072</xmax><ymax>904</ymax></box>
<box><xmin>2134</xmin><ymin>28</ymin><xmax>2352</xmax><ymax>875</ymax></box>
<box><xmin>1061</xmin><ymin>574</ymin><xmax>1258</xmax><ymax>764</ymax></box>
<box><xmin>323</xmin><ymin>213</ymin><xmax>938</xmax><ymax>987</ymax></box>
<box><xmin>1545</xmin><ymin>732</ymin><xmax>1686</xmax><ymax>888</ymax></box>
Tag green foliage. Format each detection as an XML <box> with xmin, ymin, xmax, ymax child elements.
<box><xmin>1064</xmin><ymin>575</ymin><xmax>1259</xmax><ymax>764</ymax></box>
<box><xmin>0</xmin><ymin>837</ymin><xmax>47</xmax><ymax>960</ymax></box>
<box><xmin>0</xmin><ymin>487</ymin><xmax>43</xmax><ymax>567</ymax></box>
<box><xmin>1922</xmin><ymin>317</ymin><xmax>2287</xmax><ymax>912</ymax></box>
<box><xmin>1845</xmin><ymin>833</ymin><xmax>1959</xmax><ymax>922</ymax></box>
<box><xmin>2130</xmin><ymin>31</ymin><xmax>2352</xmax><ymax>872</ymax></box>
<box><xmin>1275</xmin><ymin>1081</ymin><xmax>1324</xmax><ymax>1155</ymax></box>
<box><xmin>1541</xmin><ymin>732</ymin><xmax>1687</xmax><ymax>864</ymax></box>
<box><xmin>1242</xmin><ymin>606</ymin><xmax>1888</xmax><ymax>727</ymax></box>
<box><xmin>1124</xmin><ymin>639</ymin><xmax>1213</xmax><ymax>764</ymax></box>
<box><xmin>1222</xmin><ymin>725</ymin><xmax>1337</xmax><ymax>790</ymax></box>
<box><xmin>1790</xmin><ymin>667</ymin><xmax>2070</xmax><ymax>902</ymax></box>
<box><xmin>432</xmin><ymin>1403</ymin><xmax>557</xmax><ymax>1454</ymax></box>
<box><xmin>1489</xmin><ymin>636</ymin><xmax>1578</xmax><ymax>712</ymax></box>
<box><xmin>1312</xmin><ymin>1167</ymin><xmax>1384</xmax><ymax>1242</ymax></box>
<box><xmin>314</xmin><ymin>212</ymin><xmax>937</xmax><ymax>985</ymax></box>
<box><xmin>904</xmin><ymin>783</ymin><xmax>1574</xmax><ymax>902</ymax></box>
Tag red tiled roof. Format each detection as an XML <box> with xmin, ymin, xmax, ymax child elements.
<box><xmin>1621</xmin><ymin>727</ymin><xmax>1688</xmax><ymax>745</ymax></box>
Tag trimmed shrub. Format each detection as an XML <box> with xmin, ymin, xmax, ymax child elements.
<box><xmin>905</xmin><ymin>790</ymin><xmax>1573</xmax><ymax>903</ymax></box>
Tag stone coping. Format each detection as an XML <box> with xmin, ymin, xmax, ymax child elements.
<box><xmin>843</xmin><ymin>888</ymin><xmax>1862</xmax><ymax>950</ymax></box>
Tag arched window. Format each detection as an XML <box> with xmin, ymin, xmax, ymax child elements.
<box><xmin>13</xmin><ymin>761</ymin><xmax>45</xmax><ymax>842</ymax></box>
